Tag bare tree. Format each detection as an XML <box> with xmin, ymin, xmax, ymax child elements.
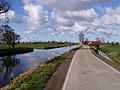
<box><xmin>0</xmin><ymin>25</ymin><xmax>20</xmax><ymax>48</ymax></box>
<box><xmin>0</xmin><ymin>0</ymin><xmax>11</xmax><ymax>33</ymax></box>
<box><xmin>0</xmin><ymin>0</ymin><xmax>11</xmax><ymax>14</ymax></box>
<box><xmin>79</xmin><ymin>33</ymin><xmax>84</xmax><ymax>44</ymax></box>
<box><xmin>101</xmin><ymin>37</ymin><xmax>105</xmax><ymax>43</ymax></box>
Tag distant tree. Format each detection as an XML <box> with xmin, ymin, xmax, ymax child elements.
<box><xmin>0</xmin><ymin>25</ymin><xmax>20</xmax><ymax>48</ymax></box>
<box><xmin>101</xmin><ymin>37</ymin><xmax>105</xmax><ymax>43</ymax></box>
<box><xmin>79</xmin><ymin>33</ymin><xmax>84</xmax><ymax>44</ymax></box>
<box><xmin>115</xmin><ymin>42</ymin><xmax>119</xmax><ymax>45</ymax></box>
<box><xmin>111</xmin><ymin>41</ymin><xmax>115</xmax><ymax>46</ymax></box>
<box><xmin>84</xmin><ymin>38</ymin><xmax>89</xmax><ymax>45</ymax></box>
<box><xmin>0</xmin><ymin>0</ymin><xmax>11</xmax><ymax>14</ymax></box>
<box><xmin>93</xmin><ymin>38</ymin><xmax>101</xmax><ymax>54</ymax></box>
<box><xmin>107</xmin><ymin>41</ymin><xmax>110</xmax><ymax>45</ymax></box>
<box><xmin>96</xmin><ymin>37</ymin><xmax>100</xmax><ymax>41</ymax></box>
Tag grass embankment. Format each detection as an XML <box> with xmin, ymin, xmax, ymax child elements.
<box><xmin>0</xmin><ymin>43</ymin><xmax>72</xmax><ymax>56</ymax></box>
<box><xmin>1</xmin><ymin>45</ymin><xmax>81</xmax><ymax>90</ymax></box>
<box><xmin>0</xmin><ymin>44</ymin><xmax>33</xmax><ymax>56</ymax></box>
<box><xmin>100</xmin><ymin>45</ymin><xmax>120</xmax><ymax>62</ymax></box>
<box><xmin>0</xmin><ymin>47</ymin><xmax>33</xmax><ymax>57</ymax></box>
<box><xmin>90</xmin><ymin>45</ymin><xmax>120</xmax><ymax>72</ymax></box>
<box><xmin>16</xmin><ymin>43</ymin><xmax>73</xmax><ymax>49</ymax></box>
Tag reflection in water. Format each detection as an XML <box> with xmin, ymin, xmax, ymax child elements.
<box><xmin>0</xmin><ymin>46</ymin><xmax>76</xmax><ymax>88</ymax></box>
<box><xmin>0</xmin><ymin>56</ymin><xmax>20</xmax><ymax>87</ymax></box>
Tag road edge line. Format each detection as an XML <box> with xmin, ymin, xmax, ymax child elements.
<box><xmin>62</xmin><ymin>50</ymin><xmax>79</xmax><ymax>90</ymax></box>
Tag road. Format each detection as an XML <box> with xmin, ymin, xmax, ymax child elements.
<box><xmin>62</xmin><ymin>46</ymin><xmax>120</xmax><ymax>90</ymax></box>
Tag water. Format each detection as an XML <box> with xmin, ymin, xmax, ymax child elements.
<box><xmin>0</xmin><ymin>46</ymin><xmax>76</xmax><ymax>88</ymax></box>
<box><xmin>98</xmin><ymin>50</ymin><xmax>112</xmax><ymax>61</ymax></box>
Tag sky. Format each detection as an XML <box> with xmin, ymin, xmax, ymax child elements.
<box><xmin>1</xmin><ymin>0</ymin><xmax>120</xmax><ymax>42</ymax></box>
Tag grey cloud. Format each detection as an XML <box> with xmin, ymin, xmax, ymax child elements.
<box><xmin>36</xmin><ymin>0</ymin><xmax>111</xmax><ymax>11</ymax></box>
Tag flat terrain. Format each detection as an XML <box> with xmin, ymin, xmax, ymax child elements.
<box><xmin>63</xmin><ymin>46</ymin><xmax>120</xmax><ymax>90</ymax></box>
<box><xmin>0</xmin><ymin>43</ymin><xmax>72</xmax><ymax>56</ymax></box>
<box><xmin>16</xmin><ymin>43</ymin><xmax>72</xmax><ymax>49</ymax></box>
<box><xmin>0</xmin><ymin>43</ymin><xmax>72</xmax><ymax>49</ymax></box>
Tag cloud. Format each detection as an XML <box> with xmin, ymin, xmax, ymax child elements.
<box><xmin>63</xmin><ymin>8</ymin><xmax>98</xmax><ymax>22</ymax></box>
<box><xmin>22</xmin><ymin>0</ymin><xmax>120</xmax><ymax>42</ymax></box>
<box><xmin>100</xmin><ymin>7</ymin><xmax>120</xmax><ymax>26</ymax></box>
<box><xmin>23</xmin><ymin>2</ymin><xmax>48</xmax><ymax>31</ymax></box>
<box><xmin>36</xmin><ymin>0</ymin><xmax>111</xmax><ymax>11</ymax></box>
<box><xmin>57</xmin><ymin>22</ymin><xmax>87</xmax><ymax>34</ymax></box>
<box><xmin>51</xmin><ymin>11</ymin><xmax>74</xmax><ymax>27</ymax></box>
<box><xmin>0</xmin><ymin>10</ymin><xmax>21</xmax><ymax>23</ymax></box>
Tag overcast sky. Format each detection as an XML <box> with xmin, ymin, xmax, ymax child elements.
<box><xmin>1</xmin><ymin>0</ymin><xmax>120</xmax><ymax>42</ymax></box>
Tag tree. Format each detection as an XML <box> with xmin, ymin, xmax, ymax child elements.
<box><xmin>84</xmin><ymin>38</ymin><xmax>89</xmax><ymax>44</ymax></box>
<box><xmin>101</xmin><ymin>37</ymin><xmax>105</xmax><ymax>45</ymax></box>
<box><xmin>0</xmin><ymin>25</ymin><xmax>20</xmax><ymax>48</ymax></box>
<box><xmin>79</xmin><ymin>33</ymin><xmax>84</xmax><ymax>44</ymax></box>
<box><xmin>111</xmin><ymin>41</ymin><xmax>115</xmax><ymax>46</ymax></box>
<box><xmin>92</xmin><ymin>38</ymin><xmax>101</xmax><ymax>54</ymax></box>
<box><xmin>0</xmin><ymin>0</ymin><xmax>11</xmax><ymax>14</ymax></box>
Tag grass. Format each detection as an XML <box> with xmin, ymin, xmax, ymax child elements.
<box><xmin>0</xmin><ymin>44</ymin><xmax>9</xmax><ymax>49</ymax></box>
<box><xmin>0</xmin><ymin>43</ymin><xmax>72</xmax><ymax>49</ymax></box>
<box><xmin>100</xmin><ymin>45</ymin><xmax>120</xmax><ymax>62</ymax></box>
<box><xmin>0</xmin><ymin>43</ymin><xmax>73</xmax><ymax>56</ymax></box>
<box><xmin>1</xmin><ymin>45</ymin><xmax>81</xmax><ymax>90</ymax></box>
<box><xmin>16</xmin><ymin>43</ymin><xmax>73</xmax><ymax>49</ymax></box>
<box><xmin>90</xmin><ymin>46</ymin><xmax>120</xmax><ymax>72</ymax></box>
<box><xmin>0</xmin><ymin>47</ymin><xmax>33</xmax><ymax>56</ymax></box>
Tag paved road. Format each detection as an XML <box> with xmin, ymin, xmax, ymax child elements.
<box><xmin>62</xmin><ymin>46</ymin><xmax>120</xmax><ymax>90</ymax></box>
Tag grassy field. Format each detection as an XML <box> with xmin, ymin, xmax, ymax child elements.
<box><xmin>0</xmin><ymin>43</ymin><xmax>72</xmax><ymax>49</ymax></box>
<box><xmin>100</xmin><ymin>45</ymin><xmax>120</xmax><ymax>62</ymax></box>
<box><xmin>0</xmin><ymin>43</ymin><xmax>73</xmax><ymax>56</ymax></box>
<box><xmin>2</xmin><ymin>45</ymin><xmax>81</xmax><ymax>90</ymax></box>
<box><xmin>0</xmin><ymin>44</ymin><xmax>9</xmax><ymax>49</ymax></box>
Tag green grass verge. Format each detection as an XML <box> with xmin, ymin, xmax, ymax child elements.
<box><xmin>90</xmin><ymin>47</ymin><xmax>120</xmax><ymax>72</ymax></box>
<box><xmin>16</xmin><ymin>43</ymin><xmax>73</xmax><ymax>49</ymax></box>
<box><xmin>0</xmin><ymin>43</ymin><xmax>72</xmax><ymax>49</ymax></box>
<box><xmin>1</xmin><ymin>45</ymin><xmax>81</xmax><ymax>90</ymax></box>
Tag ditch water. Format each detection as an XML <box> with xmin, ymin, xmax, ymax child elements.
<box><xmin>0</xmin><ymin>46</ymin><xmax>76</xmax><ymax>88</ymax></box>
<box><xmin>98</xmin><ymin>50</ymin><xmax>112</xmax><ymax>61</ymax></box>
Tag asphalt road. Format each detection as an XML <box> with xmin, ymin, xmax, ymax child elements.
<box><xmin>62</xmin><ymin>46</ymin><xmax>120</xmax><ymax>90</ymax></box>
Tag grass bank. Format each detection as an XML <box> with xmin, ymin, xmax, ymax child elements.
<box><xmin>0</xmin><ymin>43</ymin><xmax>73</xmax><ymax>56</ymax></box>
<box><xmin>0</xmin><ymin>47</ymin><xmax>33</xmax><ymax>57</ymax></box>
<box><xmin>1</xmin><ymin>45</ymin><xmax>81</xmax><ymax>90</ymax></box>
<box><xmin>16</xmin><ymin>43</ymin><xmax>73</xmax><ymax>49</ymax></box>
<box><xmin>100</xmin><ymin>45</ymin><xmax>120</xmax><ymax>63</ymax></box>
<box><xmin>90</xmin><ymin>46</ymin><xmax>120</xmax><ymax>72</ymax></box>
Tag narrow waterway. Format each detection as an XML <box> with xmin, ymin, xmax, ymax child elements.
<box><xmin>98</xmin><ymin>50</ymin><xmax>112</xmax><ymax>61</ymax></box>
<box><xmin>0</xmin><ymin>46</ymin><xmax>76</xmax><ymax>88</ymax></box>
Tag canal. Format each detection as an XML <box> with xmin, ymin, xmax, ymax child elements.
<box><xmin>0</xmin><ymin>46</ymin><xmax>76</xmax><ymax>88</ymax></box>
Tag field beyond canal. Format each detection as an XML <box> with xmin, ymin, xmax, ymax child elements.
<box><xmin>0</xmin><ymin>43</ymin><xmax>73</xmax><ymax>56</ymax></box>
